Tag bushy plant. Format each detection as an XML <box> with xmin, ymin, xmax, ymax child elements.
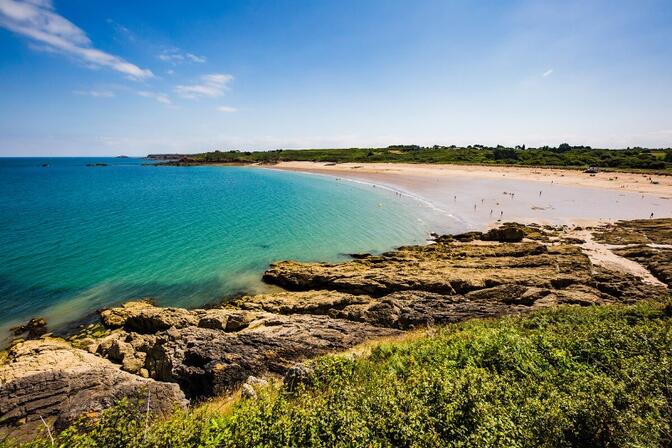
<box><xmin>13</xmin><ymin>300</ymin><xmax>672</xmax><ymax>447</ymax></box>
<box><xmin>184</xmin><ymin>146</ymin><xmax>672</xmax><ymax>172</ymax></box>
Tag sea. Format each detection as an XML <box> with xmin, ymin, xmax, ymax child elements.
<box><xmin>0</xmin><ymin>157</ymin><xmax>452</xmax><ymax>335</ymax></box>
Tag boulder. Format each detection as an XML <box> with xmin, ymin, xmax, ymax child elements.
<box><xmin>232</xmin><ymin>290</ymin><xmax>370</xmax><ymax>315</ymax></box>
<box><xmin>0</xmin><ymin>339</ymin><xmax>187</xmax><ymax>440</ymax></box>
<box><xmin>482</xmin><ymin>224</ymin><xmax>525</xmax><ymax>242</ymax></box>
<box><xmin>114</xmin><ymin>314</ymin><xmax>400</xmax><ymax>399</ymax></box>
<box><xmin>10</xmin><ymin>318</ymin><xmax>48</xmax><ymax>340</ymax></box>
<box><xmin>283</xmin><ymin>365</ymin><xmax>315</xmax><ymax>392</ymax></box>
<box><xmin>100</xmin><ymin>300</ymin><xmax>199</xmax><ymax>333</ymax></box>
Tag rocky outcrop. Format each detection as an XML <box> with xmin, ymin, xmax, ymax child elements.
<box><xmin>264</xmin><ymin>242</ymin><xmax>595</xmax><ymax>296</ymax></box>
<box><xmin>90</xmin><ymin>222</ymin><xmax>667</xmax><ymax>401</ymax></box>
<box><xmin>3</xmin><ymin>220</ymin><xmax>669</xmax><ymax>440</ymax></box>
<box><xmin>0</xmin><ymin>339</ymin><xmax>187</xmax><ymax>440</ymax></box>
<box><xmin>100</xmin><ymin>300</ymin><xmax>260</xmax><ymax>333</ymax></box>
<box><xmin>592</xmin><ymin>218</ymin><xmax>672</xmax><ymax>245</ymax></box>
<box><xmin>9</xmin><ymin>318</ymin><xmax>48</xmax><ymax>340</ymax></box>
<box><xmin>230</xmin><ymin>290</ymin><xmax>371</xmax><ymax>314</ymax></box>
<box><xmin>86</xmin><ymin>225</ymin><xmax>666</xmax><ymax>403</ymax></box>
<box><xmin>142</xmin><ymin>314</ymin><xmax>398</xmax><ymax>398</ymax></box>
<box><xmin>592</xmin><ymin>219</ymin><xmax>672</xmax><ymax>287</ymax></box>
<box><xmin>611</xmin><ymin>246</ymin><xmax>672</xmax><ymax>288</ymax></box>
<box><xmin>94</xmin><ymin>302</ymin><xmax>400</xmax><ymax>398</ymax></box>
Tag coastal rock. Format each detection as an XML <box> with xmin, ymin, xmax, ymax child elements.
<box><xmin>263</xmin><ymin>241</ymin><xmax>593</xmax><ymax>296</ymax></box>
<box><xmin>589</xmin><ymin>218</ymin><xmax>672</xmax><ymax>288</ymax></box>
<box><xmin>240</xmin><ymin>376</ymin><xmax>269</xmax><ymax>399</ymax></box>
<box><xmin>128</xmin><ymin>314</ymin><xmax>400</xmax><ymax>398</ymax></box>
<box><xmin>447</xmin><ymin>231</ymin><xmax>483</xmax><ymax>242</ymax></box>
<box><xmin>100</xmin><ymin>300</ymin><xmax>199</xmax><ymax>332</ymax></box>
<box><xmin>10</xmin><ymin>318</ymin><xmax>48</xmax><ymax>340</ymax></box>
<box><xmin>592</xmin><ymin>218</ymin><xmax>672</xmax><ymax>246</ymax></box>
<box><xmin>611</xmin><ymin>246</ymin><xmax>672</xmax><ymax>288</ymax></box>
<box><xmin>232</xmin><ymin>290</ymin><xmax>371</xmax><ymax>314</ymax></box>
<box><xmin>481</xmin><ymin>224</ymin><xmax>525</xmax><ymax>242</ymax></box>
<box><xmin>0</xmin><ymin>339</ymin><xmax>187</xmax><ymax>440</ymax></box>
<box><xmin>6</xmin><ymin>220</ymin><xmax>668</xmax><ymax>438</ymax></box>
<box><xmin>100</xmin><ymin>300</ymin><xmax>262</xmax><ymax>334</ymax></box>
<box><xmin>283</xmin><ymin>365</ymin><xmax>315</xmax><ymax>392</ymax></box>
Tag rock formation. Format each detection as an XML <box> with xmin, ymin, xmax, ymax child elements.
<box><xmin>0</xmin><ymin>339</ymin><xmax>187</xmax><ymax>441</ymax></box>
<box><xmin>591</xmin><ymin>219</ymin><xmax>672</xmax><ymax>288</ymax></box>
<box><xmin>2</xmin><ymin>219</ymin><xmax>670</xmax><ymax>440</ymax></box>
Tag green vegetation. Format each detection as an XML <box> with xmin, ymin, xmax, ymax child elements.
<box><xmin>181</xmin><ymin>144</ymin><xmax>672</xmax><ymax>172</ymax></box>
<box><xmin>16</xmin><ymin>300</ymin><xmax>672</xmax><ymax>447</ymax></box>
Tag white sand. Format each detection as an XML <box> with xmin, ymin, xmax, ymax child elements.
<box><xmin>267</xmin><ymin>162</ymin><xmax>672</xmax><ymax>232</ymax></box>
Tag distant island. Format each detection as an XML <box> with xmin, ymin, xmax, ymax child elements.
<box><xmin>155</xmin><ymin>144</ymin><xmax>672</xmax><ymax>173</ymax></box>
<box><xmin>147</xmin><ymin>153</ymin><xmax>188</xmax><ymax>160</ymax></box>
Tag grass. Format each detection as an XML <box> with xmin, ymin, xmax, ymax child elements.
<box><xmin>11</xmin><ymin>299</ymin><xmax>672</xmax><ymax>447</ymax></box>
<box><xmin>172</xmin><ymin>145</ymin><xmax>672</xmax><ymax>173</ymax></box>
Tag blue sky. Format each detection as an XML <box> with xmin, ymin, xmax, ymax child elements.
<box><xmin>0</xmin><ymin>0</ymin><xmax>671</xmax><ymax>156</ymax></box>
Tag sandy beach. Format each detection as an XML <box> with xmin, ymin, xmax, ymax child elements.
<box><xmin>268</xmin><ymin>162</ymin><xmax>672</xmax><ymax>231</ymax></box>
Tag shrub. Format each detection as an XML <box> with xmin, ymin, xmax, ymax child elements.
<box><xmin>15</xmin><ymin>300</ymin><xmax>672</xmax><ymax>447</ymax></box>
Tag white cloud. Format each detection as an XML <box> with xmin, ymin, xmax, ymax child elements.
<box><xmin>175</xmin><ymin>73</ymin><xmax>233</xmax><ymax>99</ymax></box>
<box><xmin>186</xmin><ymin>53</ymin><xmax>206</xmax><ymax>63</ymax></box>
<box><xmin>137</xmin><ymin>90</ymin><xmax>171</xmax><ymax>105</ymax></box>
<box><xmin>542</xmin><ymin>69</ymin><xmax>554</xmax><ymax>77</ymax></box>
<box><xmin>158</xmin><ymin>49</ymin><xmax>206</xmax><ymax>64</ymax></box>
<box><xmin>0</xmin><ymin>0</ymin><xmax>152</xmax><ymax>79</ymax></box>
<box><xmin>217</xmin><ymin>106</ymin><xmax>237</xmax><ymax>113</ymax></box>
<box><xmin>74</xmin><ymin>89</ymin><xmax>115</xmax><ymax>98</ymax></box>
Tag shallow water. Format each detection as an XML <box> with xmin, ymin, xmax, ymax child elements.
<box><xmin>0</xmin><ymin>158</ymin><xmax>451</xmax><ymax>334</ymax></box>
<box><xmin>311</xmin><ymin>169</ymin><xmax>672</xmax><ymax>230</ymax></box>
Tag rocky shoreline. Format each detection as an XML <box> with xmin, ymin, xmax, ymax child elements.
<box><xmin>1</xmin><ymin>219</ymin><xmax>670</xmax><ymax>441</ymax></box>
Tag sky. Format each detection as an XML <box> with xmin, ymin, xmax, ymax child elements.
<box><xmin>0</xmin><ymin>0</ymin><xmax>671</xmax><ymax>156</ymax></box>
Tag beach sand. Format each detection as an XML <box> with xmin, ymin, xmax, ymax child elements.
<box><xmin>267</xmin><ymin>162</ymin><xmax>672</xmax><ymax>232</ymax></box>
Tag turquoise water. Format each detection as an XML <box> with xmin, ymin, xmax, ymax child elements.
<box><xmin>0</xmin><ymin>158</ymin><xmax>444</xmax><ymax>333</ymax></box>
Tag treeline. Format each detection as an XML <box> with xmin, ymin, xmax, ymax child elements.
<box><xmin>179</xmin><ymin>144</ymin><xmax>672</xmax><ymax>172</ymax></box>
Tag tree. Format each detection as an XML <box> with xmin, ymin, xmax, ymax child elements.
<box><xmin>493</xmin><ymin>147</ymin><xmax>518</xmax><ymax>161</ymax></box>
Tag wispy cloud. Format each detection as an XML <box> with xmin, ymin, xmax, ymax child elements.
<box><xmin>74</xmin><ymin>89</ymin><xmax>115</xmax><ymax>98</ymax></box>
<box><xmin>137</xmin><ymin>90</ymin><xmax>171</xmax><ymax>105</ymax></box>
<box><xmin>107</xmin><ymin>19</ymin><xmax>135</xmax><ymax>42</ymax></box>
<box><xmin>0</xmin><ymin>0</ymin><xmax>153</xmax><ymax>79</ymax></box>
<box><xmin>158</xmin><ymin>49</ymin><xmax>206</xmax><ymax>64</ymax></box>
<box><xmin>542</xmin><ymin>69</ymin><xmax>554</xmax><ymax>77</ymax></box>
<box><xmin>175</xmin><ymin>73</ymin><xmax>233</xmax><ymax>99</ymax></box>
<box><xmin>217</xmin><ymin>106</ymin><xmax>237</xmax><ymax>113</ymax></box>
